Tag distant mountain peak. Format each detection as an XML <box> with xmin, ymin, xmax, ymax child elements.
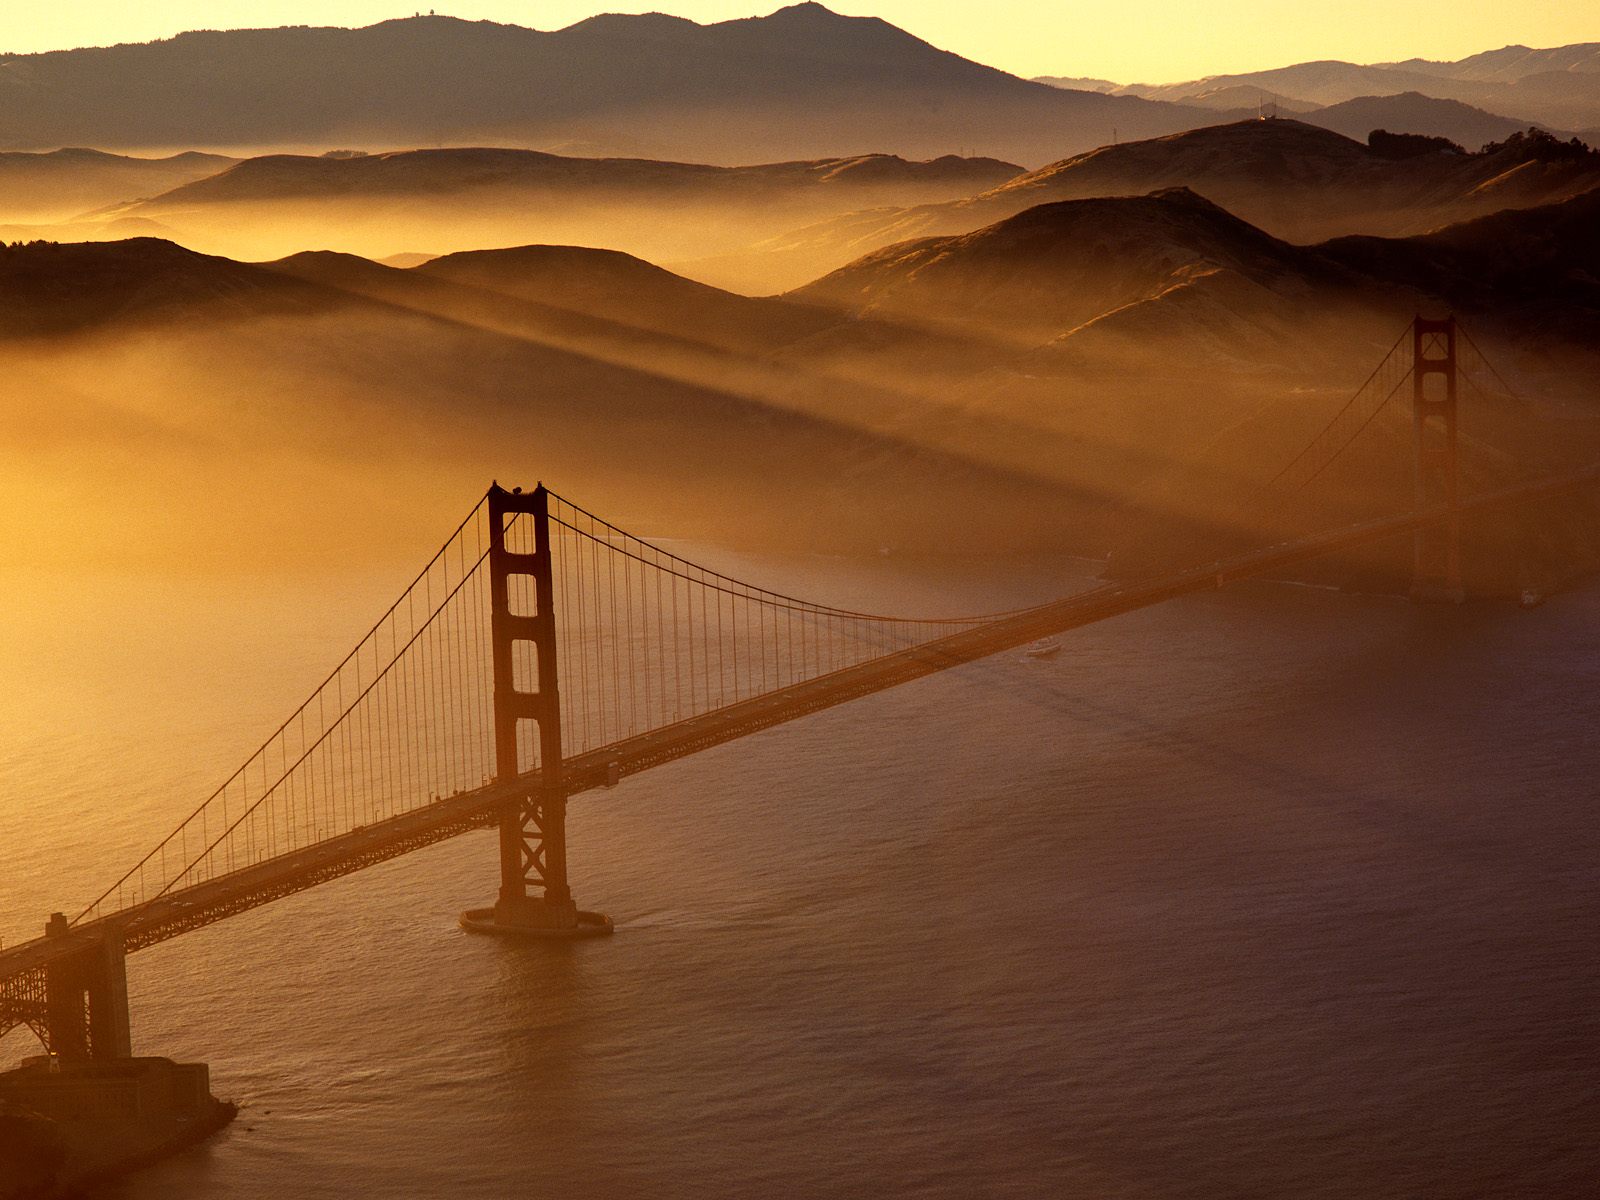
<box><xmin>1145</xmin><ymin>184</ymin><xmax>1220</xmax><ymax>206</ymax></box>
<box><xmin>563</xmin><ymin>11</ymin><xmax>701</xmax><ymax>36</ymax></box>
<box><xmin>767</xmin><ymin>2</ymin><xmax>851</xmax><ymax>20</ymax></box>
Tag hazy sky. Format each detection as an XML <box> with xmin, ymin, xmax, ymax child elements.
<box><xmin>1</xmin><ymin>2</ymin><xmax>1595</xmax><ymax>83</ymax></box>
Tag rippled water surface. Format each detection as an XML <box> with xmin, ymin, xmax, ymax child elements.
<box><xmin>4</xmin><ymin>551</ymin><xmax>1598</xmax><ymax>1199</ymax></box>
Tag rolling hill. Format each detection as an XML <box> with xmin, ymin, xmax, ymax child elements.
<box><xmin>790</xmin><ymin>186</ymin><xmax>1348</xmax><ymax>344</ymax></box>
<box><xmin>0</xmin><ymin>148</ymin><xmax>234</xmax><ymax>222</ymax></box>
<box><xmin>91</xmin><ymin>146</ymin><xmax>1026</xmax><ymax>265</ymax></box>
<box><xmin>724</xmin><ymin>120</ymin><xmax>1600</xmax><ymax>292</ymax></box>
<box><xmin>1301</xmin><ymin>93</ymin><xmax>1564</xmax><ymax>150</ymax></box>
<box><xmin>0</xmin><ymin>237</ymin><xmax>328</xmax><ymax>336</ymax></box>
<box><xmin>134</xmin><ymin>148</ymin><xmax>1022</xmax><ymax>207</ymax></box>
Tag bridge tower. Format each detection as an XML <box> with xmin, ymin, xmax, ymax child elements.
<box><xmin>1410</xmin><ymin>316</ymin><xmax>1465</xmax><ymax>603</ymax></box>
<box><xmin>40</xmin><ymin>915</ymin><xmax>131</xmax><ymax>1060</ymax></box>
<box><xmin>461</xmin><ymin>484</ymin><xmax>612</xmax><ymax>938</ymax></box>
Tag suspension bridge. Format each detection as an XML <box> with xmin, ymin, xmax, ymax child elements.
<box><xmin>4</xmin><ymin>317</ymin><xmax>1599</xmax><ymax>1061</ymax></box>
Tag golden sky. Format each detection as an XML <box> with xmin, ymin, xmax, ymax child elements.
<box><xmin>0</xmin><ymin>2</ymin><xmax>1595</xmax><ymax>84</ymax></box>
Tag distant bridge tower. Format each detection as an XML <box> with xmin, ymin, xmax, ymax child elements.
<box><xmin>1410</xmin><ymin>316</ymin><xmax>1465</xmax><ymax>602</ymax></box>
<box><xmin>461</xmin><ymin>484</ymin><xmax>611</xmax><ymax>937</ymax></box>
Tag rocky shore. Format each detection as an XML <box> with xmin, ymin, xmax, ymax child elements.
<box><xmin>0</xmin><ymin>1057</ymin><xmax>235</xmax><ymax>1199</ymax></box>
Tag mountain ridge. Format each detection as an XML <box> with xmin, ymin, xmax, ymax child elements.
<box><xmin>1107</xmin><ymin>41</ymin><xmax>1600</xmax><ymax>130</ymax></box>
<box><xmin>0</xmin><ymin>5</ymin><xmax>1214</xmax><ymax>167</ymax></box>
<box><xmin>127</xmin><ymin>147</ymin><xmax>1025</xmax><ymax>208</ymax></box>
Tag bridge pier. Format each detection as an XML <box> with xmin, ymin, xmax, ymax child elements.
<box><xmin>1410</xmin><ymin>316</ymin><xmax>1466</xmax><ymax>603</ymax></box>
<box><xmin>462</xmin><ymin>484</ymin><xmax>612</xmax><ymax>939</ymax></box>
<box><xmin>42</xmin><ymin>914</ymin><xmax>131</xmax><ymax>1060</ymax></box>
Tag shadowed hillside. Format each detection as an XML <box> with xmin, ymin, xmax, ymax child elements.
<box><xmin>0</xmin><ymin>236</ymin><xmax>1085</xmax><ymax>574</ymax></box>
<box><xmin>726</xmin><ymin>120</ymin><xmax>1600</xmax><ymax>292</ymax></box>
<box><xmin>791</xmin><ymin>187</ymin><xmax>1355</xmax><ymax>344</ymax></box>
<box><xmin>0</xmin><ymin>238</ymin><xmax>332</xmax><ymax>336</ymax></box>
<box><xmin>1323</xmin><ymin>188</ymin><xmax>1600</xmax><ymax>351</ymax></box>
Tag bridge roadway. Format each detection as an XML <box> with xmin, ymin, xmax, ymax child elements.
<box><xmin>4</xmin><ymin>462</ymin><xmax>1598</xmax><ymax>1006</ymax></box>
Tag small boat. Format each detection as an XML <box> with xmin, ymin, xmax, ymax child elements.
<box><xmin>1023</xmin><ymin>638</ymin><xmax>1062</xmax><ymax>660</ymax></box>
<box><xmin>1520</xmin><ymin>588</ymin><xmax>1544</xmax><ymax>609</ymax></box>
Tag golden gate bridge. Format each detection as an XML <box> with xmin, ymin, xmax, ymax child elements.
<box><xmin>4</xmin><ymin>317</ymin><xmax>1598</xmax><ymax>1061</ymax></box>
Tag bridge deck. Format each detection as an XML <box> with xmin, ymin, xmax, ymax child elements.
<box><xmin>4</xmin><ymin>463</ymin><xmax>1596</xmax><ymax>990</ymax></box>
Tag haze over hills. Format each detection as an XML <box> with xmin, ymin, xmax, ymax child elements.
<box><xmin>1386</xmin><ymin>43</ymin><xmax>1600</xmax><ymax>84</ymax></box>
<box><xmin>731</xmin><ymin>120</ymin><xmax>1600</xmax><ymax>292</ymax></box>
<box><xmin>0</xmin><ymin>4</ymin><xmax>1213</xmax><ymax>167</ymax></box>
<box><xmin>782</xmin><ymin>179</ymin><xmax>1600</xmax><ymax>378</ymax></box>
<box><xmin>84</xmin><ymin>146</ymin><xmax>1024</xmax><ymax>265</ymax></box>
<box><xmin>780</xmin><ymin>181</ymin><xmax>1600</xmax><ymax>583</ymax></box>
<box><xmin>10</xmin><ymin>146</ymin><xmax>1583</xmax><ymax>380</ymax></box>
<box><xmin>1036</xmin><ymin>76</ymin><xmax>1580</xmax><ymax>149</ymax></box>
<box><xmin>1325</xmin><ymin>188</ymin><xmax>1600</xmax><ymax>349</ymax></box>
<box><xmin>0</xmin><ymin>235</ymin><xmax>1083</xmax><ymax>570</ymax></box>
<box><xmin>4</xmin><ymin>161</ymin><xmax>1596</xmax><ymax>582</ymax></box>
<box><xmin>1159</xmin><ymin>86</ymin><xmax>1320</xmax><ymax>115</ymax></box>
<box><xmin>792</xmin><ymin>187</ymin><xmax>1353</xmax><ymax>347</ymax></box>
<box><xmin>1300</xmin><ymin>93</ymin><xmax>1557</xmax><ymax>151</ymax></box>
<box><xmin>1100</xmin><ymin>42</ymin><xmax>1600</xmax><ymax>131</ymax></box>
<box><xmin>0</xmin><ymin>238</ymin><xmax>331</xmax><ymax>337</ymax></box>
<box><xmin>9</xmin><ymin>17</ymin><xmax>1600</xmax><ymax>1200</ymax></box>
<box><xmin>0</xmin><ymin>147</ymin><xmax>233</xmax><ymax>222</ymax></box>
<box><xmin>143</xmin><ymin>148</ymin><xmax>1020</xmax><ymax>206</ymax></box>
<box><xmin>12</xmin><ymin>117</ymin><xmax>1595</xmax><ymax>295</ymax></box>
<box><xmin>0</xmin><ymin>6</ymin><xmax>1596</xmax><ymax>583</ymax></box>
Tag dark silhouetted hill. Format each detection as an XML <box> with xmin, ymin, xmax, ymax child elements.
<box><xmin>1303</xmin><ymin>93</ymin><xmax>1567</xmax><ymax>149</ymax></box>
<box><xmin>413</xmin><ymin>244</ymin><xmax>826</xmax><ymax>347</ymax></box>
<box><xmin>0</xmin><ymin>237</ymin><xmax>329</xmax><ymax>335</ymax></box>
<box><xmin>0</xmin><ymin>5</ymin><xmax>1213</xmax><ymax>166</ymax></box>
<box><xmin>790</xmin><ymin>186</ymin><xmax>1342</xmax><ymax>343</ymax></box>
